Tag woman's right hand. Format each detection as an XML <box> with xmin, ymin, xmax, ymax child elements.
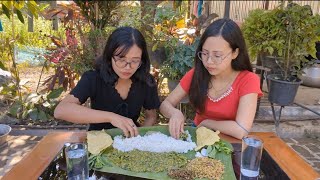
<box><xmin>169</xmin><ymin>109</ymin><xmax>185</xmax><ymax>139</ymax></box>
<box><xmin>110</xmin><ymin>116</ymin><xmax>139</xmax><ymax>138</ymax></box>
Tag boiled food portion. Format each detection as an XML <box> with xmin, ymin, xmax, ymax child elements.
<box><xmin>195</xmin><ymin>126</ymin><xmax>220</xmax><ymax>151</ymax></box>
<box><xmin>87</xmin><ymin>130</ymin><xmax>113</xmax><ymax>155</ymax></box>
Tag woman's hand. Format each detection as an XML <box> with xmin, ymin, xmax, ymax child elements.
<box><xmin>110</xmin><ymin>116</ymin><xmax>139</xmax><ymax>138</ymax></box>
<box><xmin>168</xmin><ymin>109</ymin><xmax>185</xmax><ymax>139</ymax></box>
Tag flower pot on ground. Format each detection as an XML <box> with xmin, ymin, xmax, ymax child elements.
<box><xmin>243</xmin><ymin>2</ymin><xmax>320</xmax><ymax>105</ymax></box>
<box><xmin>267</xmin><ymin>74</ymin><xmax>302</xmax><ymax>106</ymax></box>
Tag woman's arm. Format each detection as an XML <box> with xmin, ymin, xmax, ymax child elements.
<box><xmin>160</xmin><ymin>84</ymin><xmax>188</xmax><ymax>138</ymax></box>
<box><xmin>199</xmin><ymin>93</ymin><xmax>258</xmax><ymax>139</ymax></box>
<box><xmin>142</xmin><ymin>109</ymin><xmax>157</xmax><ymax>126</ymax></box>
<box><xmin>54</xmin><ymin>94</ymin><xmax>138</xmax><ymax>137</ymax></box>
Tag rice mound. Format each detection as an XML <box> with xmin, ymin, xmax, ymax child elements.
<box><xmin>113</xmin><ymin>132</ymin><xmax>196</xmax><ymax>153</ymax></box>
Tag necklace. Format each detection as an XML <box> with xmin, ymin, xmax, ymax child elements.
<box><xmin>207</xmin><ymin>87</ymin><xmax>233</xmax><ymax>102</ymax></box>
<box><xmin>207</xmin><ymin>71</ymin><xmax>237</xmax><ymax>102</ymax></box>
<box><xmin>211</xmin><ymin>72</ymin><xmax>235</xmax><ymax>92</ymax></box>
<box><xmin>212</xmin><ymin>79</ymin><xmax>233</xmax><ymax>92</ymax></box>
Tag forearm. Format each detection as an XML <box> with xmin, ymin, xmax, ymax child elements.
<box><xmin>160</xmin><ymin>100</ymin><xmax>180</xmax><ymax>118</ymax></box>
<box><xmin>54</xmin><ymin>102</ymin><xmax>118</xmax><ymax>124</ymax></box>
<box><xmin>200</xmin><ymin>120</ymin><xmax>249</xmax><ymax>139</ymax></box>
<box><xmin>143</xmin><ymin>117</ymin><xmax>156</xmax><ymax>126</ymax></box>
<box><xmin>142</xmin><ymin>109</ymin><xmax>158</xmax><ymax>126</ymax></box>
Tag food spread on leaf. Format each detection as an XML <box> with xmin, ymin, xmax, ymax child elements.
<box><xmin>195</xmin><ymin>126</ymin><xmax>220</xmax><ymax>151</ymax></box>
<box><xmin>113</xmin><ymin>131</ymin><xmax>196</xmax><ymax>153</ymax></box>
<box><xmin>87</xmin><ymin>130</ymin><xmax>113</xmax><ymax>155</ymax></box>
<box><xmin>86</xmin><ymin>127</ymin><xmax>234</xmax><ymax>180</ymax></box>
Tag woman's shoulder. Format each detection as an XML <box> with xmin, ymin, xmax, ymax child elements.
<box><xmin>239</xmin><ymin>70</ymin><xmax>259</xmax><ymax>80</ymax></box>
<box><xmin>82</xmin><ymin>70</ymin><xmax>98</xmax><ymax>77</ymax></box>
<box><xmin>80</xmin><ymin>70</ymin><xmax>102</xmax><ymax>82</ymax></box>
<box><xmin>187</xmin><ymin>68</ymin><xmax>195</xmax><ymax>75</ymax></box>
<box><xmin>181</xmin><ymin>68</ymin><xmax>195</xmax><ymax>80</ymax></box>
<box><xmin>235</xmin><ymin>70</ymin><xmax>260</xmax><ymax>85</ymax></box>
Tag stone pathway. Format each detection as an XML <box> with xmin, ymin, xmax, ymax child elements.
<box><xmin>283</xmin><ymin>138</ymin><xmax>320</xmax><ymax>173</ymax></box>
<box><xmin>0</xmin><ymin>134</ymin><xmax>319</xmax><ymax>178</ymax></box>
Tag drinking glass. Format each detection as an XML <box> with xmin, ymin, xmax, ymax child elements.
<box><xmin>240</xmin><ymin>135</ymin><xmax>263</xmax><ymax>180</ymax></box>
<box><xmin>65</xmin><ymin>143</ymin><xmax>89</xmax><ymax>180</ymax></box>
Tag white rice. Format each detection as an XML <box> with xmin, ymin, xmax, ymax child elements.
<box><xmin>112</xmin><ymin>131</ymin><xmax>196</xmax><ymax>153</ymax></box>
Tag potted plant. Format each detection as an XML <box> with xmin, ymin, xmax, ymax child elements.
<box><xmin>161</xmin><ymin>38</ymin><xmax>199</xmax><ymax>90</ymax></box>
<box><xmin>242</xmin><ymin>2</ymin><xmax>320</xmax><ymax>106</ymax></box>
<box><xmin>242</xmin><ymin>8</ymin><xmax>285</xmax><ymax>74</ymax></box>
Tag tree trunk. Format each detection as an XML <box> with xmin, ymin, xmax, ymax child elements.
<box><xmin>140</xmin><ymin>1</ymin><xmax>161</xmax><ymax>40</ymax></box>
<box><xmin>51</xmin><ymin>1</ymin><xmax>58</xmax><ymax>30</ymax></box>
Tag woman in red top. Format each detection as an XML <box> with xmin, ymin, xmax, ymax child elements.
<box><xmin>160</xmin><ymin>18</ymin><xmax>262</xmax><ymax>139</ymax></box>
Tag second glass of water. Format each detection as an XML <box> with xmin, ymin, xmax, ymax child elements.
<box><xmin>240</xmin><ymin>135</ymin><xmax>263</xmax><ymax>180</ymax></box>
<box><xmin>65</xmin><ymin>143</ymin><xmax>89</xmax><ymax>180</ymax></box>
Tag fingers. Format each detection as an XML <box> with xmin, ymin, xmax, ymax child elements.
<box><xmin>121</xmin><ymin>127</ymin><xmax>130</xmax><ymax>137</ymax></box>
<box><xmin>170</xmin><ymin>119</ymin><xmax>181</xmax><ymax>139</ymax></box>
<box><xmin>169</xmin><ymin>119</ymin><xmax>175</xmax><ymax>138</ymax></box>
<box><xmin>126</xmin><ymin>123</ymin><xmax>139</xmax><ymax>138</ymax></box>
<box><xmin>133</xmin><ymin>124</ymin><xmax>139</xmax><ymax>136</ymax></box>
<box><xmin>174</xmin><ymin>122</ymin><xmax>180</xmax><ymax>139</ymax></box>
<box><xmin>111</xmin><ymin>118</ymin><xmax>138</xmax><ymax>138</ymax></box>
<box><xmin>169</xmin><ymin>111</ymin><xmax>186</xmax><ymax>139</ymax></box>
<box><xmin>180</xmin><ymin>123</ymin><xmax>185</xmax><ymax>137</ymax></box>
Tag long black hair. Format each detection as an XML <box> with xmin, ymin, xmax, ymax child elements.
<box><xmin>189</xmin><ymin>18</ymin><xmax>252</xmax><ymax>113</ymax></box>
<box><xmin>95</xmin><ymin>27</ymin><xmax>155</xmax><ymax>86</ymax></box>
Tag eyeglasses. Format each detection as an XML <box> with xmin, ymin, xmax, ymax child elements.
<box><xmin>197</xmin><ymin>50</ymin><xmax>233</xmax><ymax>65</ymax></box>
<box><xmin>113</xmin><ymin>56</ymin><xmax>142</xmax><ymax>69</ymax></box>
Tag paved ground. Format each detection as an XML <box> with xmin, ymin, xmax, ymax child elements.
<box><xmin>0</xmin><ymin>135</ymin><xmax>42</xmax><ymax>178</ymax></box>
<box><xmin>0</xmin><ymin>129</ymin><xmax>319</xmax><ymax>178</ymax></box>
<box><xmin>283</xmin><ymin>138</ymin><xmax>320</xmax><ymax>174</ymax></box>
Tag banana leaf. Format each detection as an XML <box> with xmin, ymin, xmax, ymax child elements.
<box><xmin>93</xmin><ymin>125</ymin><xmax>236</xmax><ymax>180</ymax></box>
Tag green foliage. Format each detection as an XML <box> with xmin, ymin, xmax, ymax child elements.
<box><xmin>242</xmin><ymin>9</ymin><xmax>285</xmax><ymax>59</ymax></box>
<box><xmin>2</xmin><ymin>87</ymin><xmax>64</xmax><ymax>121</ymax></box>
<box><xmin>242</xmin><ymin>2</ymin><xmax>320</xmax><ymax>80</ymax></box>
<box><xmin>0</xmin><ymin>14</ymin><xmax>65</xmax><ymax>66</ymax></box>
<box><xmin>161</xmin><ymin>38</ymin><xmax>200</xmax><ymax>80</ymax></box>
<box><xmin>74</xmin><ymin>1</ymin><xmax>122</xmax><ymax>30</ymax></box>
<box><xmin>75</xmin><ymin>27</ymin><xmax>115</xmax><ymax>73</ymax></box>
<box><xmin>150</xmin><ymin>2</ymin><xmax>186</xmax><ymax>47</ymax></box>
<box><xmin>1</xmin><ymin>1</ymin><xmax>48</xmax><ymax>23</ymax></box>
<box><xmin>206</xmin><ymin>140</ymin><xmax>233</xmax><ymax>159</ymax></box>
<box><xmin>117</xmin><ymin>2</ymin><xmax>141</xmax><ymax>28</ymax></box>
<box><xmin>89</xmin><ymin>148</ymin><xmax>113</xmax><ymax>169</ymax></box>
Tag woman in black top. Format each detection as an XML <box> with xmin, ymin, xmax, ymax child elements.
<box><xmin>54</xmin><ymin>27</ymin><xmax>160</xmax><ymax>137</ymax></box>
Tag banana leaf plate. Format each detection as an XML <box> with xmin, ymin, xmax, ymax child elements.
<box><xmin>93</xmin><ymin>125</ymin><xmax>236</xmax><ymax>180</ymax></box>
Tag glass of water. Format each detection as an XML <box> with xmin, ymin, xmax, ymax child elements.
<box><xmin>65</xmin><ymin>143</ymin><xmax>89</xmax><ymax>180</ymax></box>
<box><xmin>240</xmin><ymin>135</ymin><xmax>263</xmax><ymax>180</ymax></box>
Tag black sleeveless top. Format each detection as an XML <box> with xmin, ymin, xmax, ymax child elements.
<box><xmin>70</xmin><ymin>70</ymin><xmax>160</xmax><ymax>130</ymax></box>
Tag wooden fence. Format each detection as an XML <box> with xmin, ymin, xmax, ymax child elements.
<box><xmin>191</xmin><ymin>1</ymin><xmax>320</xmax><ymax>22</ymax></box>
